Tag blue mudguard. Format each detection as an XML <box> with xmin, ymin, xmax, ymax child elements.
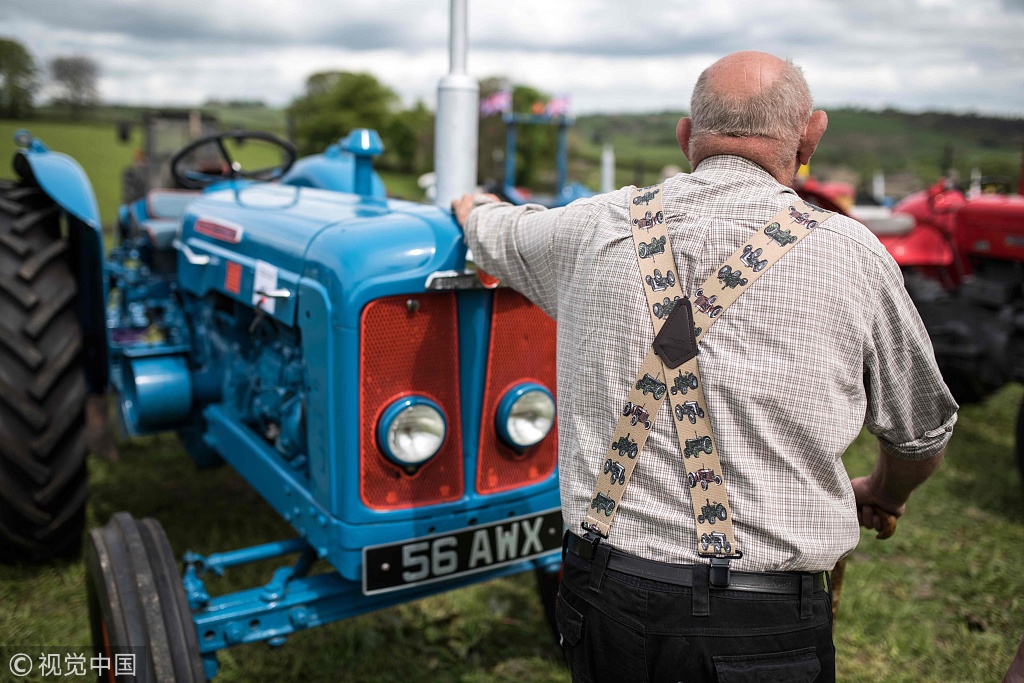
<box><xmin>13</xmin><ymin>131</ymin><xmax>108</xmax><ymax>391</ymax></box>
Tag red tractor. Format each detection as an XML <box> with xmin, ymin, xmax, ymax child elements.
<box><xmin>797</xmin><ymin>150</ymin><xmax>1024</xmax><ymax>482</ymax></box>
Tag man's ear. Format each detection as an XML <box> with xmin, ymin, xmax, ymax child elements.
<box><xmin>676</xmin><ymin>117</ymin><xmax>693</xmax><ymax>161</ymax></box>
<box><xmin>797</xmin><ymin>110</ymin><xmax>828</xmax><ymax>166</ymax></box>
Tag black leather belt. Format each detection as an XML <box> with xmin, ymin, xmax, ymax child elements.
<box><xmin>566</xmin><ymin>532</ymin><xmax>825</xmax><ymax>595</ymax></box>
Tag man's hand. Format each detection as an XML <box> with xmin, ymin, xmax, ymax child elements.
<box><xmin>851</xmin><ymin>444</ymin><xmax>944</xmax><ymax>537</ymax></box>
<box><xmin>850</xmin><ymin>475</ymin><xmax>902</xmax><ymax>537</ymax></box>
<box><xmin>452</xmin><ymin>193</ymin><xmax>499</xmax><ymax>227</ymax></box>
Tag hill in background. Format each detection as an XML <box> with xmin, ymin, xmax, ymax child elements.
<box><xmin>6</xmin><ymin>104</ymin><xmax>1024</xmax><ymax>204</ymax></box>
<box><xmin>573</xmin><ymin>109</ymin><xmax>1024</xmax><ymax>198</ymax></box>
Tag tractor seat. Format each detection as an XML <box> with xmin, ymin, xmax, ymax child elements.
<box><xmin>852</xmin><ymin>205</ymin><xmax>916</xmax><ymax>236</ymax></box>
<box><xmin>141</xmin><ymin>190</ymin><xmax>200</xmax><ymax>250</ymax></box>
<box><xmin>147</xmin><ymin>189</ymin><xmax>199</xmax><ymax>221</ymax></box>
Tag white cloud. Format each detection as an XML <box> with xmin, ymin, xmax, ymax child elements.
<box><xmin>2</xmin><ymin>0</ymin><xmax>1022</xmax><ymax>116</ymax></box>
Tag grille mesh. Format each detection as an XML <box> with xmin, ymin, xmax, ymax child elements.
<box><xmin>476</xmin><ymin>290</ymin><xmax>558</xmax><ymax>494</ymax></box>
<box><xmin>359</xmin><ymin>293</ymin><xmax>463</xmax><ymax>509</ymax></box>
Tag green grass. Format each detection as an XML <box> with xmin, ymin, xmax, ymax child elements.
<box><xmin>1</xmin><ymin>386</ymin><xmax>1021</xmax><ymax>681</ymax></box>
<box><xmin>0</xmin><ymin>431</ymin><xmax>564</xmax><ymax>682</ymax></box>
<box><xmin>835</xmin><ymin>385</ymin><xmax>1024</xmax><ymax>682</ymax></box>
<box><xmin>0</xmin><ymin>120</ymin><xmax>141</xmax><ymax>229</ymax></box>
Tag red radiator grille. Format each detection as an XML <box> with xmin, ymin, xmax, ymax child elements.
<box><xmin>477</xmin><ymin>289</ymin><xmax>558</xmax><ymax>494</ymax></box>
<box><xmin>359</xmin><ymin>293</ymin><xmax>463</xmax><ymax>509</ymax></box>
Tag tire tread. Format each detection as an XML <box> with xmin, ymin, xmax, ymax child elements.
<box><xmin>0</xmin><ymin>180</ymin><xmax>88</xmax><ymax>563</ymax></box>
<box><xmin>86</xmin><ymin>514</ymin><xmax>204</xmax><ymax>683</ymax></box>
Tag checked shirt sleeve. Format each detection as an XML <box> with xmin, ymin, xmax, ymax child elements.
<box><xmin>863</xmin><ymin>252</ymin><xmax>958</xmax><ymax>460</ymax></box>
<box><xmin>463</xmin><ymin>198</ymin><xmax>567</xmax><ymax>320</ymax></box>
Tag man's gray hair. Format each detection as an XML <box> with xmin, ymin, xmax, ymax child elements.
<box><xmin>690</xmin><ymin>60</ymin><xmax>812</xmax><ymax>142</ymax></box>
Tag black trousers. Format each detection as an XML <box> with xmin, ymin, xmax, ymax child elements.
<box><xmin>556</xmin><ymin>544</ymin><xmax>836</xmax><ymax>683</ymax></box>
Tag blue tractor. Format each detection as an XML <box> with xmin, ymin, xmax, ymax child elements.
<box><xmin>0</xmin><ymin>10</ymin><xmax>564</xmax><ymax>679</ymax></box>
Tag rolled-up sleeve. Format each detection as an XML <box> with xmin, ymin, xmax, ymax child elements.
<box><xmin>463</xmin><ymin>198</ymin><xmax>565</xmax><ymax>319</ymax></box>
<box><xmin>863</xmin><ymin>253</ymin><xmax>958</xmax><ymax>459</ymax></box>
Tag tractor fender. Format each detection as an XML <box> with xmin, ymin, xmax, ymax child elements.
<box><xmin>13</xmin><ymin>132</ymin><xmax>108</xmax><ymax>391</ymax></box>
<box><xmin>14</xmin><ymin>135</ymin><xmax>100</xmax><ymax>229</ymax></box>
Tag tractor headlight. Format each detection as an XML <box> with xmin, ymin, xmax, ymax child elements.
<box><xmin>377</xmin><ymin>397</ymin><xmax>447</xmax><ymax>467</ymax></box>
<box><xmin>496</xmin><ymin>383</ymin><xmax>555</xmax><ymax>450</ymax></box>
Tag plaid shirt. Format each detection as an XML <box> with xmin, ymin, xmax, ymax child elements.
<box><xmin>465</xmin><ymin>155</ymin><xmax>958</xmax><ymax>572</ymax></box>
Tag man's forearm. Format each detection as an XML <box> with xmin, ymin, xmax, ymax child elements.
<box><xmin>871</xmin><ymin>444</ymin><xmax>945</xmax><ymax>508</ymax></box>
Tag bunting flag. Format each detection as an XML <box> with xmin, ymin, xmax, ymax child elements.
<box><xmin>545</xmin><ymin>94</ymin><xmax>571</xmax><ymax>117</ymax></box>
<box><xmin>480</xmin><ymin>89</ymin><xmax>512</xmax><ymax>116</ymax></box>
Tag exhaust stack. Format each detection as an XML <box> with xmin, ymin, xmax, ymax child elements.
<box><xmin>433</xmin><ymin>0</ymin><xmax>479</xmax><ymax>210</ymax></box>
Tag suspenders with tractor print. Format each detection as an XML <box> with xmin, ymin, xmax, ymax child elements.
<box><xmin>581</xmin><ymin>183</ymin><xmax>834</xmax><ymax>583</ymax></box>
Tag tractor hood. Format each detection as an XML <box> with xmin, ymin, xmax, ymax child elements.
<box><xmin>956</xmin><ymin>193</ymin><xmax>1024</xmax><ymax>261</ymax></box>
<box><xmin>177</xmin><ymin>182</ymin><xmax>465</xmax><ymax>328</ymax></box>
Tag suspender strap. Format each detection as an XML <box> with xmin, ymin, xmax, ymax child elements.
<box><xmin>582</xmin><ymin>184</ymin><xmax>834</xmax><ymax>564</ymax></box>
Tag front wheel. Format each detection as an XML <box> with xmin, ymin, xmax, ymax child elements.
<box><xmin>86</xmin><ymin>512</ymin><xmax>206</xmax><ymax>683</ymax></box>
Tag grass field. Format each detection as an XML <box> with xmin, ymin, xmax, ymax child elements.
<box><xmin>0</xmin><ymin>120</ymin><xmax>141</xmax><ymax>229</ymax></box>
<box><xmin>1</xmin><ymin>385</ymin><xmax>1022</xmax><ymax>682</ymax></box>
<box><xmin>0</xmin><ymin>120</ymin><xmax>427</xmax><ymax>232</ymax></box>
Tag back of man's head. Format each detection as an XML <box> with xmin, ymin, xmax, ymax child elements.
<box><xmin>689</xmin><ymin>51</ymin><xmax>813</xmax><ymax>170</ymax></box>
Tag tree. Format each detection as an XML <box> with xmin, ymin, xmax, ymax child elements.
<box><xmin>384</xmin><ymin>101</ymin><xmax>433</xmax><ymax>174</ymax></box>
<box><xmin>50</xmin><ymin>55</ymin><xmax>100</xmax><ymax>119</ymax></box>
<box><xmin>0</xmin><ymin>38</ymin><xmax>40</xmax><ymax>119</ymax></box>
<box><xmin>288</xmin><ymin>71</ymin><xmax>400</xmax><ymax>156</ymax></box>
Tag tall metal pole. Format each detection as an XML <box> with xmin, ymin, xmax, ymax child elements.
<box><xmin>600</xmin><ymin>143</ymin><xmax>616</xmax><ymax>194</ymax></box>
<box><xmin>434</xmin><ymin>0</ymin><xmax>479</xmax><ymax>210</ymax></box>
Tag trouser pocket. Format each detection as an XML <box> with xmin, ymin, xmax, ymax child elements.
<box><xmin>556</xmin><ymin>590</ymin><xmax>591</xmax><ymax>682</ymax></box>
<box><xmin>713</xmin><ymin>646</ymin><xmax>821</xmax><ymax>683</ymax></box>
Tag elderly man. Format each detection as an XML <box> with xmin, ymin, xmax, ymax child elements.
<box><xmin>454</xmin><ymin>51</ymin><xmax>956</xmax><ymax>682</ymax></box>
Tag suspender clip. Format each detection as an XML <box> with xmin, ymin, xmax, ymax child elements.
<box><xmin>578</xmin><ymin>524</ymin><xmax>605</xmax><ymax>562</ymax></box>
<box><xmin>709</xmin><ymin>556</ymin><xmax>732</xmax><ymax>588</ymax></box>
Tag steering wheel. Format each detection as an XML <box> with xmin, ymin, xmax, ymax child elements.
<box><xmin>974</xmin><ymin>175</ymin><xmax>1014</xmax><ymax>195</ymax></box>
<box><xmin>169</xmin><ymin>130</ymin><xmax>297</xmax><ymax>189</ymax></box>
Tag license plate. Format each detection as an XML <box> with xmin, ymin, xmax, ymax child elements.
<box><xmin>362</xmin><ymin>508</ymin><xmax>563</xmax><ymax>595</ymax></box>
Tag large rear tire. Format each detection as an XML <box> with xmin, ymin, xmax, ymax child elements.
<box><xmin>0</xmin><ymin>180</ymin><xmax>88</xmax><ymax>562</ymax></box>
<box><xmin>86</xmin><ymin>512</ymin><xmax>206</xmax><ymax>683</ymax></box>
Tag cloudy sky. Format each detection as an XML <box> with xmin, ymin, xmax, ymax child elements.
<box><xmin>4</xmin><ymin>0</ymin><xmax>1023</xmax><ymax>116</ymax></box>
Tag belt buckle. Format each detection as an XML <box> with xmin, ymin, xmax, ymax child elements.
<box><xmin>709</xmin><ymin>556</ymin><xmax>732</xmax><ymax>588</ymax></box>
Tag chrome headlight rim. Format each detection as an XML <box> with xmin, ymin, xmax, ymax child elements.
<box><xmin>376</xmin><ymin>395</ymin><xmax>447</xmax><ymax>468</ymax></box>
<box><xmin>495</xmin><ymin>382</ymin><xmax>556</xmax><ymax>451</ymax></box>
